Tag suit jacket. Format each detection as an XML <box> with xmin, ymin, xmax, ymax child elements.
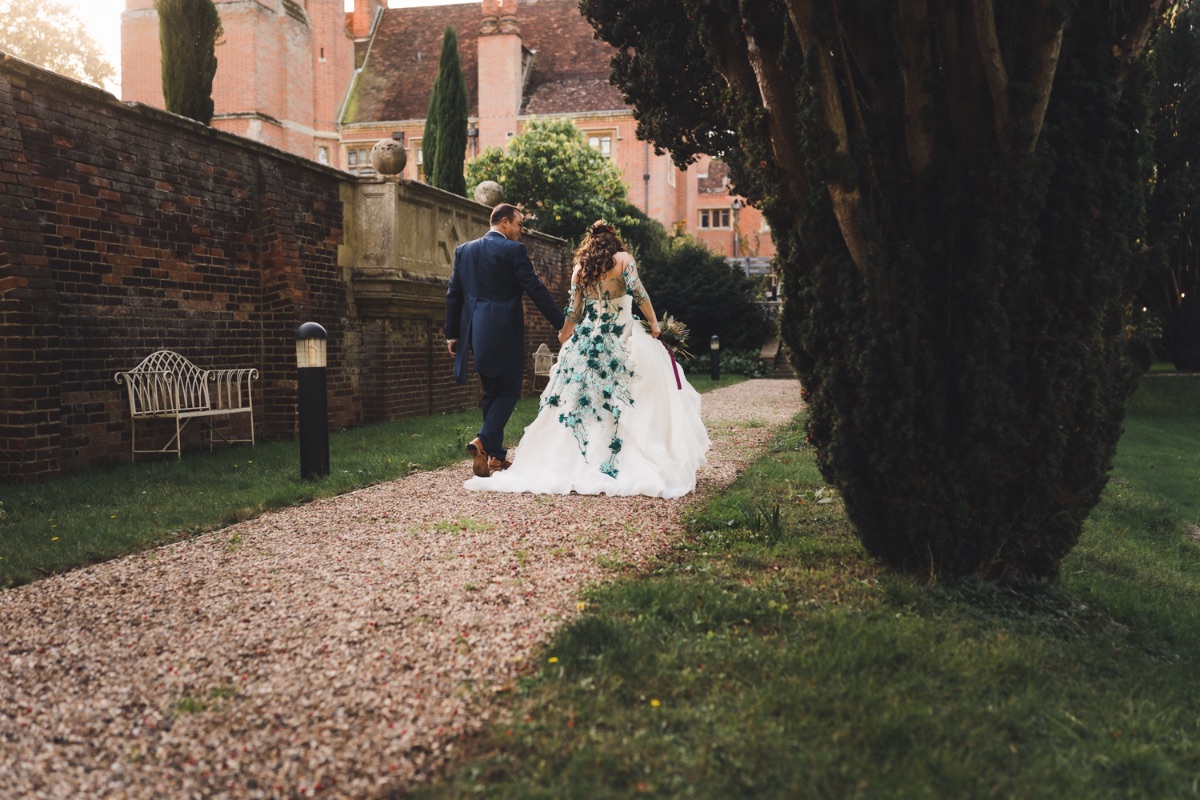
<box><xmin>445</xmin><ymin>230</ymin><xmax>566</xmax><ymax>383</ymax></box>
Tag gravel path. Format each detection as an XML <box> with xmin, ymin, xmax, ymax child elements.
<box><xmin>1</xmin><ymin>379</ymin><xmax>803</xmax><ymax>799</ymax></box>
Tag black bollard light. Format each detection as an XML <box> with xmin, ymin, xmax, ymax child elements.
<box><xmin>710</xmin><ymin>334</ymin><xmax>720</xmax><ymax>381</ymax></box>
<box><xmin>296</xmin><ymin>322</ymin><xmax>330</xmax><ymax>480</ymax></box>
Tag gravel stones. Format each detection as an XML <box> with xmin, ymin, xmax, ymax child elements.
<box><xmin>0</xmin><ymin>380</ymin><xmax>802</xmax><ymax>798</ymax></box>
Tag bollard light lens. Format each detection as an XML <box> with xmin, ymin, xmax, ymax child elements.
<box><xmin>296</xmin><ymin>321</ymin><xmax>328</xmax><ymax>368</ymax></box>
<box><xmin>297</xmin><ymin>338</ymin><xmax>327</xmax><ymax>369</ymax></box>
<box><xmin>710</xmin><ymin>335</ymin><xmax>720</xmax><ymax>351</ymax></box>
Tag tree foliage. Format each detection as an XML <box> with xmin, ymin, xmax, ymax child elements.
<box><xmin>156</xmin><ymin>0</ymin><xmax>223</xmax><ymax>125</ymax></box>
<box><xmin>583</xmin><ymin>0</ymin><xmax>1177</xmax><ymax>581</ymax></box>
<box><xmin>0</xmin><ymin>0</ymin><xmax>114</xmax><ymax>89</ymax></box>
<box><xmin>466</xmin><ymin>118</ymin><xmax>628</xmax><ymax>242</ymax></box>
<box><xmin>611</xmin><ymin>199</ymin><xmax>670</xmax><ymax>269</ymax></box>
<box><xmin>423</xmin><ymin>26</ymin><xmax>468</xmax><ymax>195</ymax></box>
<box><xmin>1145</xmin><ymin>2</ymin><xmax>1200</xmax><ymax>368</ymax></box>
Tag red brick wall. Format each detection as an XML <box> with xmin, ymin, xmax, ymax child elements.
<box><xmin>350</xmin><ymin>228</ymin><xmax>570</xmax><ymax>424</ymax></box>
<box><xmin>0</xmin><ymin>59</ymin><xmax>570</xmax><ymax>483</ymax></box>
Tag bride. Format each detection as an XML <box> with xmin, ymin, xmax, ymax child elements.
<box><xmin>464</xmin><ymin>220</ymin><xmax>710</xmax><ymax>498</ymax></box>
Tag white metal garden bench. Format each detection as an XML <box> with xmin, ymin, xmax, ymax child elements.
<box><xmin>114</xmin><ymin>350</ymin><xmax>259</xmax><ymax>461</ymax></box>
<box><xmin>532</xmin><ymin>342</ymin><xmax>558</xmax><ymax>385</ymax></box>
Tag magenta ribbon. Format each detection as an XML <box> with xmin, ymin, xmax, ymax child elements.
<box><xmin>665</xmin><ymin>343</ymin><xmax>681</xmax><ymax>389</ymax></box>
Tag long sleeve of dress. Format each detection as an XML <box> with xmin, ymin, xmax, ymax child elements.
<box><xmin>622</xmin><ymin>260</ymin><xmax>650</xmax><ymax>304</ymax></box>
<box><xmin>565</xmin><ymin>275</ymin><xmax>585</xmax><ymax>323</ymax></box>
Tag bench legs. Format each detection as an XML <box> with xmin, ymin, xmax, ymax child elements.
<box><xmin>130</xmin><ymin>415</ymin><xmax>255</xmax><ymax>462</ymax></box>
<box><xmin>205</xmin><ymin>417</ymin><xmax>256</xmax><ymax>452</ymax></box>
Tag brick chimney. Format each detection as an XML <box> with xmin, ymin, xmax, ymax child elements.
<box><xmin>477</xmin><ymin>0</ymin><xmax>523</xmax><ymax>151</ymax></box>
<box><xmin>350</xmin><ymin>0</ymin><xmax>385</xmax><ymax>41</ymax></box>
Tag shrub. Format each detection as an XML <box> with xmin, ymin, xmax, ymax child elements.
<box><xmin>638</xmin><ymin>236</ymin><xmax>772</xmax><ymax>352</ymax></box>
<box><xmin>682</xmin><ymin>349</ymin><xmax>767</xmax><ymax>378</ymax></box>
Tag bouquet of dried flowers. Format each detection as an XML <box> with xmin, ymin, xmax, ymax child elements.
<box><xmin>644</xmin><ymin>313</ymin><xmax>693</xmax><ymax>361</ymax></box>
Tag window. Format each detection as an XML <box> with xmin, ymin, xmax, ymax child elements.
<box><xmin>413</xmin><ymin>139</ymin><xmax>424</xmax><ymax>181</ymax></box>
<box><xmin>587</xmin><ymin>134</ymin><xmax>612</xmax><ymax>158</ymax></box>
<box><xmin>698</xmin><ymin>209</ymin><xmax>731</xmax><ymax>229</ymax></box>
<box><xmin>345</xmin><ymin>146</ymin><xmax>375</xmax><ymax>176</ymax></box>
<box><xmin>584</xmin><ymin>129</ymin><xmax>616</xmax><ymax>159</ymax></box>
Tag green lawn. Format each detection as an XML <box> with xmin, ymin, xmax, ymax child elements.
<box><xmin>1111</xmin><ymin>375</ymin><xmax>1200</xmax><ymax>525</ymax></box>
<box><xmin>0</xmin><ymin>374</ymin><xmax>748</xmax><ymax>589</ymax></box>
<box><xmin>410</xmin><ymin>375</ymin><xmax>1200</xmax><ymax>799</ymax></box>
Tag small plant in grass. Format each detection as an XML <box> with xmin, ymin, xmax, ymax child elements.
<box><xmin>740</xmin><ymin>501</ymin><xmax>784</xmax><ymax>543</ymax></box>
<box><xmin>431</xmin><ymin>518</ymin><xmax>494</xmax><ymax>533</ymax></box>
<box><xmin>171</xmin><ymin>685</ymin><xmax>238</xmax><ymax>716</ymax></box>
<box><xmin>448</xmin><ymin>423</ymin><xmax>473</xmax><ymax>453</ymax></box>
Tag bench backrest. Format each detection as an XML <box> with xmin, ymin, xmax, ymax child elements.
<box><xmin>117</xmin><ymin>350</ymin><xmax>211</xmax><ymax>414</ymax></box>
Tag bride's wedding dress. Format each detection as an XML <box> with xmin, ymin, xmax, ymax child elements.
<box><xmin>464</xmin><ymin>261</ymin><xmax>710</xmax><ymax>498</ymax></box>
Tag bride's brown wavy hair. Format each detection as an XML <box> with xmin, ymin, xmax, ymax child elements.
<box><xmin>573</xmin><ymin>220</ymin><xmax>627</xmax><ymax>289</ymax></box>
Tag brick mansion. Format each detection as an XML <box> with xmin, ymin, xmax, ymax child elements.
<box><xmin>120</xmin><ymin>0</ymin><xmax>774</xmax><ymax>262</ymax></box>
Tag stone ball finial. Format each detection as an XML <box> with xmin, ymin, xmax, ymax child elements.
<box><xmin>370</xmin><ymin>138</ymin><xmax>407</xmax><ymax>176</ymax></box>
<box><xmin>474</xmin><ymin>180</ymin><xmax>504</xmax><ymax>206</ymax></box>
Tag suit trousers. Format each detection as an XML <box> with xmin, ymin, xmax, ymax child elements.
<box><xmin>478</xmin><ymin>368</ymin><xmax>523</xmax><ymax>461</ymax></box>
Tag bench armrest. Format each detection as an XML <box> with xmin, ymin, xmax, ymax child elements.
<box><xmin>114</xmin><ymin>370</ymin><xmax>179</xmax><ymax>415</ymax></box>
<box><xmin>206</xmin><ymin>368</ymin><xmax>259</xmax><ymax>410</ymax></box>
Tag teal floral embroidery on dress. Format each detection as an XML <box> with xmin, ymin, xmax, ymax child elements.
<box><xmin>542</xmin><ymin>267</ymin><xmax>642</xmax><ymax>477</ymax></box>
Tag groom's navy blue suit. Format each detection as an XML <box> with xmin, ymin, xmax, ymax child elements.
<box><xmin>446</xmin><ymin>230</ymin><xmax>565</xmax><ymax>462</ymax></box>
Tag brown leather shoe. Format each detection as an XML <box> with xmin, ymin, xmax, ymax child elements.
<box><xmin>467</xmin><ymin>437</ymin><xmax>491</xmax><ymax>478</ymax></box>
<box><xmin>488</xmin><ymin>456</ymin><xmax>512</xmax><ymax>471</ymax></box>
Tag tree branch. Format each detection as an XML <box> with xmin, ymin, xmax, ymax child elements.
<box><xmin>1115</xmin><ymin>0</ymin><xmax>1173</xmax><ymax>93</ymax></box>
<box><xmin>1022</xmin><ymin>0</ymin><xmax>1065</xmax><ymax>154</ymax></box>
<box><xmin>707</xmin><ymin>7</ymin><xmax>811</xmax><ymax>222</ymax></box>
<box><xmin>831</xmin><ymin>4</ymin><xmax>879</xmax><ymax>190</ymax></box>
<box><xmin>784</xmin><ymin>0</ymin><xmax>870</xmax><ymax>273</ymax></box>
<box><xmin>971</xmin><ymin>0</ymin><xmax>1012</xmax><ymax>156</ymax></box>
<box><xmin>897</xmin><ymin>0</ymin><xmax>935</xmax><ymax>178</ymax></box>
<box><xmin>1119</xmin><ymin>0</ymin><xmax>1173</xmax><ymax>62</ymax></box>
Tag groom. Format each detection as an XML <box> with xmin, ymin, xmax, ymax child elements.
<box><xmin>446</xmin><ymin>204</ymin><xmax>566</xmax><ymax>477</ymax></box>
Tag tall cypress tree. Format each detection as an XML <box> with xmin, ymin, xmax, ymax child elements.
<box><xmin>584</xmin><ymin>0</ymin><xmax>1175</xmax><ymax>582</ymax></box>
<box><xmin>424</xmin><ymin>25</ymin><xmax>468</xmax><ymax>195</ymax></box>
<box><xmin>155</xmin><ymin>0</ymin><xmax>223</xmax><ymax>125</ymax></box>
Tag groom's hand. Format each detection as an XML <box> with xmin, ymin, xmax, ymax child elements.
<box><xmin>447</xmin><ymin>339</ymin><xmax>458</xmax><ymax>356</ymax></box>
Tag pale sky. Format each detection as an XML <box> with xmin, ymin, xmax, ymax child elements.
<box><xmin>52</xmin><ymin>0</ymin><xmax>475</xmax><ymax>97</ymax></box>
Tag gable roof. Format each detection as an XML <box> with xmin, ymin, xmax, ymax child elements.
<box><xmin>342</xmin><ymin>0</ymin><xmax>625</xmax><ymax>125</ymax></box>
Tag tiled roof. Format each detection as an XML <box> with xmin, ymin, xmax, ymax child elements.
<box><xmin>698</xmin><ymin>159</ymin><xmax>729</xmax><ymax>194</ymax></box>
<box><xmin>518</xmin><ymin>0</ymin><xmax>624</xmax><ymax>115</ymax></box>
<box><xmin>343</xmin><ymin>0</ymin><xmax>624</xmax><ymax>125</ymax></box>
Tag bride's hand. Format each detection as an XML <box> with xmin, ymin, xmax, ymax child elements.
<box><xmin>650</xmin><ymin>323</ymin><xmax>661</xmax><ymax>339</ymax></box>
<box><xmin>558</xmin><ymin>328</ymin><xmax>570</xmax><ymax>345</ymax></box>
